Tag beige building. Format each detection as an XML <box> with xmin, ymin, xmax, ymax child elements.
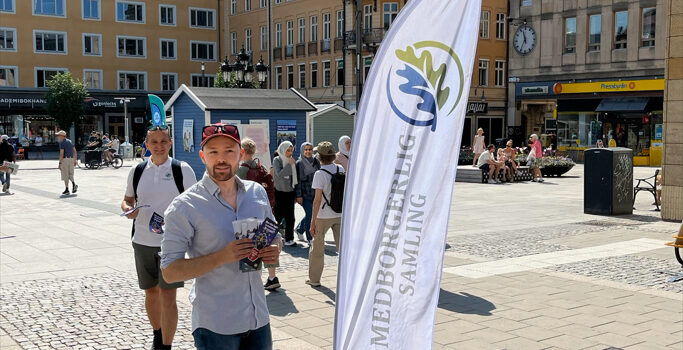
<box><xmin>0</xmin><ymin>0</ymin><xmax>224</xmax><ymax>146</ymax></box>
<box><xmin>507</xmin><ymin>0</ymin><xmax>667</xmax><ymax>165</ymax></box>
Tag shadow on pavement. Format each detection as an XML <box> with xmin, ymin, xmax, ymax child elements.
<box><xmin>282</xmin><ymin>241</ymin><xmax>339</xmax><ymax>260</ymax></box>
<box><xmin>266</xmin><ymin>290</ymin><xmax>299</xmax><ymax>317</ymax></box>
<box><xmin>438</xmin><ymin>289</ymin><xmax>495</xmax><ymax>316</ymax></box>
<box><xmin>314</xmin><ymin>285</ymin><xmax>336</xmax><ymax>304</ymax></box>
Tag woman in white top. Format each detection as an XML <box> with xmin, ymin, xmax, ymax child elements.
<box><xmin>34</xmin><ymin>134</ymin><xmax>44</xmax><ymax>160</ymax></box>
<box><xmin>472</xmin><ymin>128</ymin><xmax>485</xmax><ymax>166</ymax></box>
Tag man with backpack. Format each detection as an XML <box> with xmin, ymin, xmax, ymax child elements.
<box><xmin>121</xmin><ymin>126</ymin><xmax>196</xmax><ymax>350</ymax></box>
<box><xmin>236</xmin><ymin>138</ymin><xmax>281</xmax><ymax>291</ymax></box>
<box><xmin>307</xmin><ymin>141</ymin><xmax>345</xmax><ymax>287</ymax></box>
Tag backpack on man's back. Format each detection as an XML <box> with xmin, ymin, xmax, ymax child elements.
<box><xmin>320</xmin><ymin>165</ymin><xmax>345</xmax><ymax>213</ymax></box>
<box><xmin>242</xmin><ymin>159</ymin><xmax>276</xmax><ymax>211</ymax></box>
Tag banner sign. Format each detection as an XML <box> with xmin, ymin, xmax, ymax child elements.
<box><xmin>148</xmin><ymin>94</ymin><xmax>166</xmax><ymax>127</ymax></box>
<box><xmin>334</xmin><ymin>1</ymin><xmax>481</xmax><ymax>349</ymax></box>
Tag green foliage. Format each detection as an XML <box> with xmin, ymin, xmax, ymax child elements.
<box><xmin>213</xmin><ymin>70</ymin><xmax>259</xmax><ymax>88</ymax></box>
<box><xmin>45</xmin><ymin>72</ymin><xmax>88</xmax><ymax>131</ymax></box>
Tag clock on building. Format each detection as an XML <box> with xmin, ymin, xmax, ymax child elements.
<box><xmin>513</xmin><ymin>24</ymin><xmax>537</xmax><ymax>55</ymax></box>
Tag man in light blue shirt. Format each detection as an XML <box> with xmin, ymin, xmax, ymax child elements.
<box><xmin>161</xmin><ymin>123</ymin><xmax>281</xmax><ymax>350</ymax></box>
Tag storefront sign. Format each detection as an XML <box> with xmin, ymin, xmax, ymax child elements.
<box><xmin>466</xmin><ymin>102</ymin><xmax>488</xmax><ymax>114</ymax></box>
<box><xmin>553</xmin><ymin>79</ymin><xmax>665</xmax><ymax>94</ymax></box>
<box><xmin>521</xmin><ymin>86</ymin><xmax>548</xmax><ymax>95</ymax></box>
<box><xmin>0</xmin><ymin>95</ymin><xmax>47</xmax><ymax>108</ymax></box>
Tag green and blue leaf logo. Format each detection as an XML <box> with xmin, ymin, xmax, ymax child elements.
<box><xmin>386</xmin><ymin>41</ymin><xmax>464</xmax><ymax>131</ymax></box>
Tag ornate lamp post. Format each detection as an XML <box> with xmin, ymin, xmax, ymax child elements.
<box><xmin>220</xmin><ymin>46</ymin><xmax>269</xmax><ymax>88</ymax></box>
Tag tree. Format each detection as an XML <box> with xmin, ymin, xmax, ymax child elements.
<box><xmin>213</xmin><ymin>70</ymin><xmax>259</xmax><ymax>88</ymax></box>
<box><xmin>45</xmin><ymin>72</ymin><xmax>88</xmax><ymax>132</ymax></box>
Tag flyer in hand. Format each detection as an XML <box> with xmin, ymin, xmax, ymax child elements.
<box><xmin>233</xmin><ymin>218</ymin><xmax>280</xmax><ymax>272</ymax></box>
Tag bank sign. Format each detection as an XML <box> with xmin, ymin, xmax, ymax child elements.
<box><xmin>553</xmin><ymin>79</ymin><xmax>665</xmax><ymax>94</ymax></box>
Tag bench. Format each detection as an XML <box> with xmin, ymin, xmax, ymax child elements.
<box><xmin>481</xmin><ymin>165</ymin><xmax>533</xmax><ymax>183</ymax></box>
<box><xmin>633</xmin><ymin>169</ymin><xmax>659</xmax><ymax>211</ymax></box>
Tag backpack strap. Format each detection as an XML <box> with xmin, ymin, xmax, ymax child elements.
<box><xmin>171</xmin><ymin>159</ymin><xmax>185</xmax><ymax>194</ymax></box>
<box><xmin>132</xmin><ymin>160</ymin><xmax>147</xmax><ymax>201</ymax></box>
<box><xmin>319</xmin><ymin>168</ymin><xmax>334</xmax><ymax>209</ymax></box>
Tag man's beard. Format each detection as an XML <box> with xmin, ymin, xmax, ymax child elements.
<box><xmin>207</xmin><ymin>163</ymin><xmax>236</xmax><ymax>182</ymax></box>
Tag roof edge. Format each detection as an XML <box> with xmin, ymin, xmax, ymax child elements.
<box><xmin>164</xmin><ymin>84</ymin><xmax>207</xmax><ymax>112</ymax></box>
<box><xmin>289</xmin><ymin>88</ymin><xmax>317</xmax><ymax>111</ymax></box>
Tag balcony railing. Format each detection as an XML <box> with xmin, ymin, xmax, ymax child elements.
<box><xmin>322</xmin><ymin>38</ymin><xmax>331</xmax><ymax>53</ymax></box>
<box><xmin>308</xmin><ymin>41</ymin><xmax>318</xmax><ymax>56</ymax></box>
<box><xmin>273</xmin><ymin>47</ymin><xmax>282</xmax><ymax>60</ymax></box>
<box><xmin>363</xmin><ymin>28</ymin><xmax>384</xmax><ymax>45</ymax></box>
<box><xmin>334</xmin><ymin>37</ymin><xmax>344</xmax><ymax>52</ymax></box>
<box><xmin>344</xmin><ymin>31</ymin><xmax>356</xmax><ymax>49</ymax></box>
<box><xmin>285</xmin><ymin>45</ymin><xmax>293</xmax><ymax>58</ymax></box>
<box><xmin>296</xmin><ymin>43</ymin><xmax>306</xmax><ymax>57</ymax></box>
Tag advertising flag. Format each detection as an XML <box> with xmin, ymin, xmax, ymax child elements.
<box><xmin>148</xmin><ymin>94</ymin><xmax>166</xmax><ymax>127</ymax></box>
<box><xmin>334</xmin><ymin>1</ymin><xmax>481</xmax><ymax>349</ymax></box>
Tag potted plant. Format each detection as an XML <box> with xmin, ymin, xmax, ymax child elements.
<box><xmin>458</xmin><ymin>147</ymin><xmax>474</xmax><ymax>165</ymax></box>
<box><xmin>539</xmin><ymin>156</ymin><xmax>576</xmax><ymax>177</ymax></box>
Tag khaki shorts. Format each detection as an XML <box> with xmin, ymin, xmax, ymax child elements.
<box><xmin>60</xmin><ymin>159</ymin><xmax>75</xmax><ymax>182</ymax></box>
<box><xmin>132</xmin><ymin>242</ymin><xmax>184</xmax><ymax>290</ymax></box>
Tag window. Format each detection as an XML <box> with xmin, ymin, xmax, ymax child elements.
<box><xmin>565</xmin><ymin>17</ymin><xmax>576</xmax><ymax>53</ymax></box>
<box><xmin>337</xmin><ymin>11</ymin><xmax>344</xmax><ymax>38</ymax></box>
<box><xmin>117</xmin><ymin>36</ymin><xmax>145</xmax><ymax>57</ymax></box>
<box><xmin>230</xmin><ymin>0</ymin><xmax>236</xmax><ymax>15</ymax></box>
<box><xmin>83</xmin><ymin>0</ymin><xmax>99</xmax><ymax>19</ymax></box>
<box><xmin>116</xmin><ymin>1</ymin><xmax>144</xmax><ymax>23</ymax></box>
<box><xmin>0</xmin><ymin>0</ymin><xmax>15</xmax><ymax>13</ymax></box>
<box><xmin>479</xmin><ymin>11</ymin><xmax>490</xmax><ymax>39</ymax></box>
<box><xmin>642</xmin><ymin>7</ymin><xmax>656</xmax><ymax>47</ymax></box>
<box><xmin>83</xmin><ymin>33</ymin><xmax>102</xmax><ymax>56</ymax></box>
<box><xmin>231</xmin><ymin>32</ymin><xmax>237</xmax><ymax>54</ymax></box>
<box><xmin>260</xmin><ymin>26</ymin><xmax>267</xmax><ymax>51</ymax></box>
<box><xmin>191</xmin><ymin>74</ymin><xmax>214</xmax><ymax>87</ymax></box>
<box><xmin>190</xmin><ymin>8</ymin><xmax>215</xmax><ymax>29</ymax></box>
<box><xmin>298</xmin><ymin>18</ymin><xmax>305</xmax><ymax>43</ymax></box>
<box><xmin>323</xmin><ymin>61</ymin><xmax>331</xmax><ymax>87</ymax></box>
<box><xmin>160</xmin><ymin>5</ymin><xmax>175</xmax><ymax>25</ymax></box>
<box><xmin>260</xmin><ymin>0</ymin><xmax>266</xmax><ymax>8</ymax></box>
<box><xmin>336</xmin><ymin>60</ymin><xmax>344</xmax><ymax>86</ymax></box>
<box><xmin>275</xmin><ymin>22</ymin><xmax>282</xmax><ymax>47</ymax></box>
<box><xmin>83</xmin><ymin>69</ymin><xmax>102</xmax><ymax>89</ymax></box>
<box><xmin>286</xmin><ymin>21</ymin><xmax>293</xmax><ymax>46</ymax></box>
<box><xmin>161</xmin><ymin>73</ymin><xmax>177</xmax><ymax>91</ymax></box>
<box><xmin>0</xmin><ymin>28</ymin><xmax>16</xmax><ymax>51</ymax></box>
<box><xmin>34</xmin><ymin>31</ymin><xmax>67</xmax><ymax>54</ymax></box>
<box><xmin>615</xmin><ymin>11</ymin><xmax>628</xmax><ymax>49</ymax></box>
<box><xmin>36</xmin><ymin>68</ymin><xmax>66</xmax><ymax>88</ymax></box>
<box><xmin>287</xmin><ymin>65</ymin><xmax>294</xmax><ymax>89</ymax></box>
<box><xmin>494</xmin><ymin>60</ymin><xmax>504</xmax><ymax>87</ymax></box>
<box><xmin>275</xmin><ymin>66</ymin><xmax>282</xmax><ymax>89</ymax></box>
<box><xmin>310</xmin><ymin>16</ymin><xmax>318</xmax><ymax>41</ymax></box>
<box><xmin>478</xmin><ymin>59</ymin><xmax>488</xmax><ymax>86</ymax></box>
<box><xmin>588</xmin><ymin>14</ymin><xmax>601</xmax><ymax>51</ymax></box>
<box><xmin>383</xmin><ymin>3</ymin><xmax>398</xmax><ymax>31</ymax></box>
<box><xmin>323</xmin><ymin>13</ymin><xmax>331</xmax><ymax>40</ymax></box>
<box><xmin>118</xmin><ymin>71</ymin><xmax>146</xmax><ymax>90</ymax></box>
<box><xmin>275</xmin><ymin>0</ymin><xmax>281</xmax><ymax>3</ymax></box>
<box><xmin>245</xmin><ymin>0</ymin><xmax>250</xmax><ymax>12</ymax></box>
<box><xmin>495</xmin><ymin>13</ymin><xmax>505</xmax><ymax>40</ymax></box>
<box><xmin>190</xmin><ymin>41</ymin><xmax>216</xmax><ymax>61</ymax></box>
<box><xmin>0</xmin><ymin>66</ymin><xmax>17</xmax><ymax>87</ymax></box>
<box><xmin>34</xmin><ymin>0</ymin><xmax>65</xmax><ymax>16</ymax></box>
<box><xmin>310</xmin><ymin>62</ymin><xmax>318</xmax><ymax>88</ymax></box>
<box><xmin>245</xmin><ymin>28</ymin><xmax>252</xmax><ymax>52</ymax></box>
<box><xmin>298</xmin><ymin>63</ymin><xmax>305</xmax><ymax>89</ymax></box>
<box><xmin>364</xmin><ymin>5</ymin><xmax>372</xmax><ymax>30</ymax></box>
<box><xmin>160</xmin><ymin>39</ymin><xmax>176</xmax><ymax>59</ymax></box>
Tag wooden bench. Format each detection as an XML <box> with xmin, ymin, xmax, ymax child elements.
<box><xmin>633</xmin><ymin>169</ymin><xmax>659</xmax><ymax>211</ymax></box>
<box><xmin>481</xmin><ymin>165</ymin><xmax>533</xmax><ymax>183</ymax></box>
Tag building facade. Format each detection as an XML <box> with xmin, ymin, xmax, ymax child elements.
<box><xmin>0</xmin><ymin>0</ymin><xmax>224</xmax><ymax>147</ymax></box>
<box><xmin>507</xmin><ymin>0</ymin><xmax>666</xmax><ymax>165</ymax></box>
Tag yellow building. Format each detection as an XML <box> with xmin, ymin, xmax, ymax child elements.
<box><xmin>0</xmin><ymin>0</ymin><xmax>224</xmax><ymax>146</ymax></box>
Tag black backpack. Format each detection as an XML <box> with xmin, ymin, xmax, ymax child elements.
<box><xmin>320</xmin><ymin>165</ymin><xmax>345</xmax><ymax>213</ymax></box>
<box><xmin>130</xmin><ymin>159</ymin><xmax>185</xmax><ymax>238</ymax></box>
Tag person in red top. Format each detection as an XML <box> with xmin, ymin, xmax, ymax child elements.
<box><xmin>530</xmin><ymin>134</ymin><xmax>543</xmax><ymax>180</ymax></box>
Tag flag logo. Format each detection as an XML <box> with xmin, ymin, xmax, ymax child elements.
<box><xmin>386</xmin><ymin>41</ymin><xmax>465</xmax><ymax>132</ymax></box>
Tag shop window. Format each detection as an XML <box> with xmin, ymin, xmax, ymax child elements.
<box><xmin>588</xmin><ymin>14</ymin><xmax>601</xmax><ymax>51</ymax></box>
<box><xmin>614</xmin><ymin>11</ymin><xmax>628</xmax><ymax>49</ymax></box>
<box><xmin>641</xmin><ymin>8</ymin><xmax>655</xmax><ymax>47</ymax></box>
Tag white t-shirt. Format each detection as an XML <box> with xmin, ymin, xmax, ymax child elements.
<box><xmin>110</xmin><ymin>139</ymin><xmax>120</xmax><ymax>152</ymax></box>
<box><xmin>478</xmin><ymin>151</ymin><xmax>493</xmax><ymax>168</ymax></box>
<box><xmin>125</xmin><ymin>157</ymin><xmax>197</xmax><ymax>247</ymax></box>
<box><xmin>312</xmin><ymin>163</ymin><xmax>344</xmax><ymax>219</ymax></box>
<box><xmin>35</xmin><ymin>136</ymin><xmax>43</xmax><ymax>147</ymax></box>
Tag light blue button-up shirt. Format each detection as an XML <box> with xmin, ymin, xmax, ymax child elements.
<box><xmin>161</xmin><ymin>173</ymin><xmax>276</xmax><ymax>335</ymax></box>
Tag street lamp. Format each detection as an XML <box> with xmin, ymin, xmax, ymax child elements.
<box><xmin>114</xmin><ymin>97</ymin><xmax>136</xmax><ymax>159</ymax></box>
<box><xmin>201</xmin><ymin>62</ymin><xmax>206</xmax><ymax>87</ymax></box>
<box><xmin>220</xmin><ymin>46</ymin><xmax>269</xmax><ymax>88</ymax></box>
<box><xmin>254</xmin><ymin>57</ymin><xmax>269</xmax><ymax>87</ymax></box>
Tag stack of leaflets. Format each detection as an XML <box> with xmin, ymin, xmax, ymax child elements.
<box><xmin>1</xmin><ymin>161</ymin><xmax>19</xmax><ymax>175</ymax></box>
<box><xmin>232</xmin><ymin>218</ymin><xmax>280</xmax><ymax>272</ymax></box>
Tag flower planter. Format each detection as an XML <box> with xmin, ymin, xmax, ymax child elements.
<box><xmin>541</xmin><ymin>165</ymin><xmax>574</xmax><ymax>177</ymax></box>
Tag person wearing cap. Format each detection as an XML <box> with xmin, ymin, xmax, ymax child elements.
<box><xmin>0</xmin><ymin>135</ymin><xmax>16</xmax><ymax>193</ymax></box>
<box><xmin>307</xmin><ymin>141</ymin><xmax>343</xmax><ymax>287</ymax></box>
<box><xmin>57</xmin><ymin>130</ymin><xmax>78</xmax><ymax>195</ymax></box>
<box><xmin>161</xmin><ymin>123</ymin><xmax>281</xmax><ymax>350</ymax></box>
<box><xmin>121</xmin><ymin>125</ymin><xmax>196</xmax><ymax>350</ymax></box>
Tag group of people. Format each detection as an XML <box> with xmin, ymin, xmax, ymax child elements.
<box><xmin>120</xmin><ymin>123</ymin><xmax>350</xmax><ymax>349</ymax></box>
<box><xmin>473</xmin><ymin>128</ymin><xmax>545</xmax><ymax>183</ymax></box>
<box><xmin>86</xmin><ymin>131</ymin><xmax>121</xmax><ymax>164</ymax></box>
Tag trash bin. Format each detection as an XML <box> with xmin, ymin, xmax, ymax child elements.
<box><xmin>584</xmin><ymin>147</ymin><xmax>633</xmax><ymax>215</ymax></box>
<box><xmin>119</xmin><ymin>142</ymin><xmax>133</xmax><ymax>159</ymax></box>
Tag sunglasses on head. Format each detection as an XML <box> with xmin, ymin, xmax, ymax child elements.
<box><xmin>148</xmin><ymin>124</ymin><xmax>169</xmax><ymax>131</ymax></box>
<box><xmin>202</xmin><ymin>124</ymin><xmax>239</xmax><ymax>139</ymax></box>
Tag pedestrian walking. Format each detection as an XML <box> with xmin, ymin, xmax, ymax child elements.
<box><xmin>272</xmin><ymin>141</ymin><xmax>298</xmax><ymax>247</ymax></box>
<box><xmin>527</xmin><ymin>140</ymin><xmax>543</xmax><ymax>183</ymax></box>
<box><xmin>56</xmin><ymin>130</ymin><xmax>78</xmax><ymax>195</ymax></box>
<box><xmin>334</xmin><ymin>135</ymin><xmax>351</xmax><ymax>170</ymax></box>
<box><xmin>0</xmin><ymin>135</ymin><xmax>16</xmax><ymax>193</ymax></box>
<box><xmin>529</xmin><ymin>134</ymin><xmax>544</xmax><ymax>182</ymax></box>
<box><xmin>236</xmin><ymin>138</ymin><xmax>281</xmax><ymax>291</ymax></box>
<box><xmin>34</xmin><ymin>134</ymin><xmax>44</xmax><ymax>160</ymax></box>
<box><xmin>121</xmin><ymin>125</ymin><xmax>197</xmax><ymax>350</ymax></box>
<box><xmin>161</xmin><ymin>123</ymin><xmax>281</xmax><ymax>350</ymax></box>
<box><xmin>307</xmin><ymin>141</ymin><xmax>343</xmax><ymax>287</ymax></box>
<box><xmin>295</xmin><ymin>142</ymin><xmax>320</xmax><ymax>245</ymax></box>
<box><xmin>472</xmin><ymin>128</ymin><xmax>486</xmax><ymax>166</ymax></box>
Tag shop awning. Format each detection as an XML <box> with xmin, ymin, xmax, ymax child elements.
<box><xmin>595</xmin><ymin>98</ymin><xmax>649</xmax><ymax>112</ymax></box>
